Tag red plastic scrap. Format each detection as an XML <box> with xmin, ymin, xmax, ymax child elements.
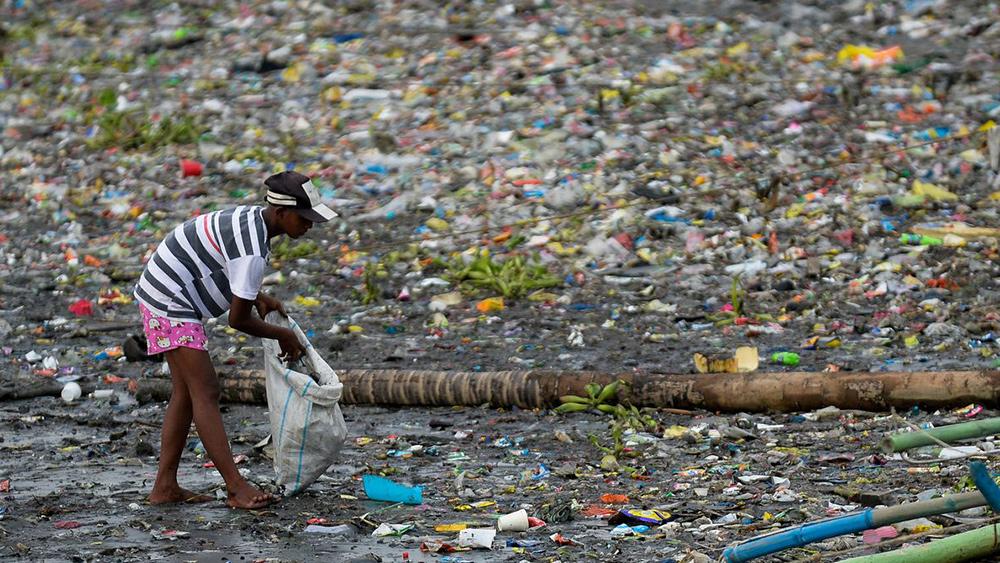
<box><xmin>68</xmin><ymin>299</ymin><xmax>94</xmax><ymax>317</ymax></box>
<box><xmin>581</xmin><ymin>505</ymin><xmax>617</xmax><ymax>518</ymax></box>
<box><xmin>306</xmin><ymin>517</ymin><xmax>330</xmax><ymax>525</ymax></box>
<box><xmin>550</xmin><ymin>533</ymin><xmax>578</xmax><ymax>546</ymax></box>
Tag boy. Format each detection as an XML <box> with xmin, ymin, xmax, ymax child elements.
<box><xmin>134</xmin><ymin>171</ymin><xmax>337</xmax><ymax>509</ymax></box>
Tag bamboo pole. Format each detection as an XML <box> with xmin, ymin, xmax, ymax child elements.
<box><xmin>881</xmin><ymin>418</ymin><xmax>1000</xmax><ymax>453</ymax></box>
<box><xmin>126</xmin><ymin>368</ymin><xmax>1000</xmax><ymax>412</ymax></box>
<box><xmin>837</xmin><ymin>523</ymin><xmax>1000</xmax><ymax>563</ymax></box>
<box><xmin>872</xmin><ymin>492</ymin><xmax>986</xmax><ymax>526</ymax></box>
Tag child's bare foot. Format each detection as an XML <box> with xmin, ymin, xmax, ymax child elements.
<box><xmin>149</xmin><ymin>485</ymin><xmax>215</xmax><ymax>505</ymax></box>
<box><xmin>226</xmin><ymin>482</ymin><xmax>277</xmax><ymax>509</ymax></box>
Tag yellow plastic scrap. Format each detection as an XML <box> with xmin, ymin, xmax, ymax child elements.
<box><xmin>281</xmin><ymin>63</ymin><xmax>302</xmax><ymax>83</ymax></box>
<box><xmin>476</xmin><ymin>297</ymin><xmax>504</xmax><ymax>313</ymax></box>
<box><xmin>546</xmin><ymin>242</ymin><xmax>577</xmax><ymax>256</ymax></box>
<box><xmin>725</xmin><ymin>42</ymin><xmax>749</xmax><ymax>57</ymax></box>
<box><xmin>347</xmin><ymin>73</ymin><xmax>375</xmax><ymax>85</ymax></box>
<box><xmin>663</xmin><ymin>425</ymin><xmax>689</xmax><ymax>439</ymax></box>
<box><xmin>455</xmin><ymin>500</ymin><xmax>496</xmax><ymax>511</ymax></box>
<box><xmin>425</xmin><ymin>217</ymin><xmax>449</xmax><ymax>232</ymax></box>
<box><xmin>693</xmin><ymin>346</ymin><xmax>759</xmax><ymax>374</ymax></box>
<box><xmin>912</xmin><ymin>179</ymin><xmax>958</xmax><ymax>202</ymax></box>
<box><xmin>323</xmin><ymin>86</ymin><xmax>342</xmax><ymax>103</ymax></box>
<box><xmin>785</xmin><ymin>203</ymin><xmax>805</xmax><ymax>219</ymax></box>
<box><xmin>801</xmin><ymin>51</ymin><xmax>826</xmax><ymax>63</ymax></box>
<box><xmin>836</xmin><ymin>44</ymin><xmax>903</xmax><ymax>68</ymax></box>
<box><xmin>294</xmin><ymin>296</ymin><xmax>321</xmax><ymax>307</ymax></box>
<box><xmin>338</xmin><ymin>250</ymin><xmax>366</xmax><ymax>265</ymax></box>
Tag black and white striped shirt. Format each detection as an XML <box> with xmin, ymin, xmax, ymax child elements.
<box><xmin>134</xmin><ymin>206</ymin><xmax>270</xmax><ymax>321</ymax></box>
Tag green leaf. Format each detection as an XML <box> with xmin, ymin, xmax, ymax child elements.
<box><xmin>98</xmin><ymin>88</ymin><xmax>117</xmax><ymax>108</ymax></box>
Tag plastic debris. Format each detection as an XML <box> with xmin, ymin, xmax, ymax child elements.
<box><xmin>363</xmin><ymin>475</ymin><xmax>423</xmax><ymax>505</ymax></box>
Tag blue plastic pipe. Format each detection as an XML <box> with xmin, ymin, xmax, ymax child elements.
<box><xmin>969</xmin><ymin>462</ymin><xmax>1000</xmax><ymax>511</ymax></box>
<box><xmin>723</xmin><ymin>486</ymin><xmax>990</xmax><ymax>562</ymax></box>
<box><xmin>722</xmin><ymin>511</ymin><xmax>874</xmax><ymax>563</ymax></box>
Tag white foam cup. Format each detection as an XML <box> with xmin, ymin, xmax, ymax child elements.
<box><xmin>497</xmin><ymin>509</ymin><xmax>529</xmax><ymax>532</ymax></box>
<box><xmin>61</xmin><ymin>382</ymin><xmax>82</xmax><ymax>403</ymax></box>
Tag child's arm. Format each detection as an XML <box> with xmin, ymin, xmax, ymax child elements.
<box><xmin>253</xmin><ymin>292</ymin><xmax>286</xmax><ymax>319</ymax></box>
<box><xmin>228</xmin><ymin>296</ymin><xmax>305</xmax><ymax>362</ymax></box>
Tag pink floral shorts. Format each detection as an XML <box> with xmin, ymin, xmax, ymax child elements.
<box><xmin>139</xmin><ymin>303</ymin><xmax>208</xmax><ymax>355</ymax></box>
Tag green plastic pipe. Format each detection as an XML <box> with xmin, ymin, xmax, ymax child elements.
<box><xmin>881</xmin><ymin>418</ymin><xmax>1000</xmax><ymax>454</ymax></box>
<box><xmin>871</xmin><ymin>491</ymin><xmax>986</xmax><ymax>525</ymax></box>
<box><xmin>839</xmin><ymin>523</ymin><xmax>1000</xmax><ymax>563</ymax></box>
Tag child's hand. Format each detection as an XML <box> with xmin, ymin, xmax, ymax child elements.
<box><xmin>255</xmin><ymin>293</ymin><xmax>287</xmax><ymax>319</ymax></box>
<box><xmin>277</xmin><ymin>328</ymin><xmax>306</xmax><ymax>364</ymax></box>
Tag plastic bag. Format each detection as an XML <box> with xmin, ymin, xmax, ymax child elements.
<box><xmin>262</xmin><ymin>312</ymin><xmax>347</xmax><ymax>494</ymax></box>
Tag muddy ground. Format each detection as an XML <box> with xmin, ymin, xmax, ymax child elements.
<box><xmin>4</xmin><ymin>384</ymin><xmax>1000</xmax><ymax>562</ymax></box>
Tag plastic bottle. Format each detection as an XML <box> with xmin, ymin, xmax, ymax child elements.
<box><xmin>771</xmin><ymin>352</ymin><xmax>800</xmax><ymax>366</ymax></box>
<box><xmin>899</xmin><ymin>233</ymin><xmax>943</xmax><ymax>246</ymax></box>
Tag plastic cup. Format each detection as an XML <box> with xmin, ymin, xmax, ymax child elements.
<box><xmin>497</xmin><ymin>509</ymin><xmax>529</xmax><ymax>532</ymax></box>
<box><xmin>180</xmin><ymin>159</ymin><xmax>203</xmax><ymax>177</ymax></box>
<box><xmin>61</xmin><ymin>382</ymin><xmax>82</xmax><ymax>403</ymax></box>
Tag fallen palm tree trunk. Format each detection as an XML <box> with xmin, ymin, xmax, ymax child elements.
<box><xmin>881</xmin><ymin>417</ymin><xmax>1000</xmax><ymax>453</ymax></box>
<box><xmin>129</xmin><ymin>368</ymin><xmax>1000</xmax><ymax>412</ymax></box>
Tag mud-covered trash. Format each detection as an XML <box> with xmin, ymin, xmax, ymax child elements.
<box><xmin>371</xmin><ymin>523</ymin><xmax>415</xmax><ymax>537</ymax></box>
<box><xmin>150</xmin><ymin>529</ymin><xmax>188</xmax><ymax>541</ymax></box>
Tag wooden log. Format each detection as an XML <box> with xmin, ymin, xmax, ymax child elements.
<box><xmin>630</xmin><ymin>369</ymin><xmax>1000</xmax><ymax>412</ymax></box>
<box><xmin>131</xmin><ymin>372</ymin><xmax>268</xmax><ymax>405</ymax></box>
<box><xmin>126</xmin><ymin>369</ymin><xmax>1000</xmax><ymax>413</ymax></box>
<box><xmin>0</xmin><ymin>377</ymin><xmax>97</xmax><ymax>401</ymax></box>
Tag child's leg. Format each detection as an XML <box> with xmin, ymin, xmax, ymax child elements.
<box><xmin>163</xmin><ymin>346</ymin><xmax>276</xmax><ymax>509</ymax></box>
<box><xmin>149</xmin><ymin>367</ymin><xmax>212</xmax><ymax>504</ymax></box>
